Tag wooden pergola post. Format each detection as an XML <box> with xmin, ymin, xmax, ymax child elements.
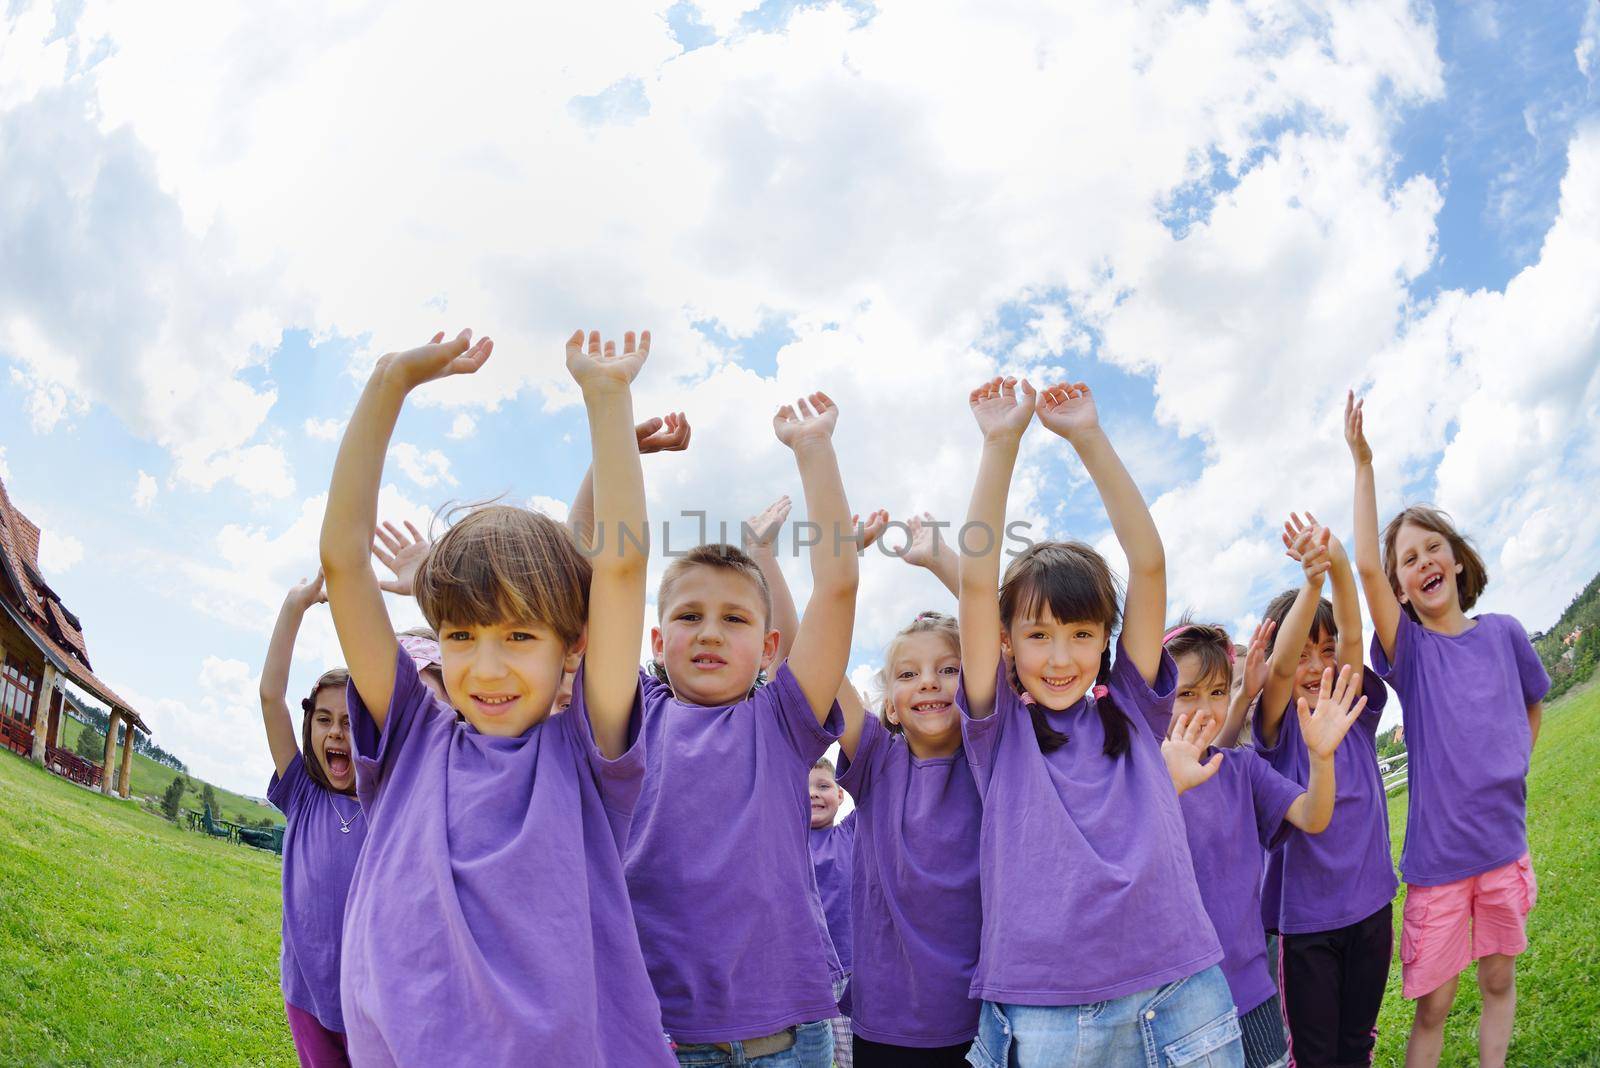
<box><xmin>29</xmin><ymin>662</ymin><xmax>58</xmax><ymax>766</ymax></box>
<box><xmin>100</xmin><ymin>709</ymin><xmax>122</xmax><ymax>796</ymax></box>
<box><xmin>118</xmin><ymin>718</ymin><xmax>134</xmax><ymax>798</ymax></box>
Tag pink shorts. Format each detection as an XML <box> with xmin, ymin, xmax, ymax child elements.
<box><xmin>1400</xmin><ymin>853</ymin><xmax>1537</xmax><ymax>1000</ymax></box>
<box><xmin>285</xmin><ymin>1001</ymin><xmax>350</xmax><ymax>1068</ymax></box>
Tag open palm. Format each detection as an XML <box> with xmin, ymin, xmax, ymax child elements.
<box><xmin>389</xmin><ymin>329</ymin><xmax>493</xmax><ymax>391</ymax></box>
<box><xmin>566</xmin><ymin>329</ymin><xmax>649</xmax><ymax>390</ymax></box>
<box><xmin>969</xmin><ymin>376</ymin><xmax>1036</xmax><ymax>441</ymax></box>
<box><xmin>1036</xmin><ymin>381</ymin><xmax>1100</xmax><ymax>440</ymax></box>
<box><xmin>773</xmin><ymin>392</ymin><xmax>839</xmax><ymax>448</ymax></box>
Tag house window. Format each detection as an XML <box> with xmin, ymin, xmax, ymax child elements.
<box><xmin>1</xmin><ymin>658</ymin><xmax>38</xmax><ymax>722</ymax></box>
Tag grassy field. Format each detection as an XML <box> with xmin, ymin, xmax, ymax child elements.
<box><xmin>1372</xmin><ymin>681</ymin><xmax>1600</xmax><ymax>1065</ymax></box>
<box><xmin>55</xmin><ymin>716</ymin><xmax>282</xmax><ymax>828</ymax></box>
<box><xmin>0</xmin><ymin>754</ymin><xmax>291</xmax><ymax>1067</ymax></box>
<box><xmin>0</xmin><ymin>684</ymin><xmax>1595</xmax><ymax>1065</ymax></box>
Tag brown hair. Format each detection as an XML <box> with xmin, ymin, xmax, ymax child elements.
<box><xmin>877</xmin><ymin>611</ymin><xmax>961</xmax><ymax>735</ymax></box>
<box><xmin>299</xmin><ymin>668</ymin><xmax>353</xmax><ymax>796</ymax></box>
<box><xmin>1262</xmin><ymin>588</ymin><xmax>1337</xmax><ymax>658</ymax></box>
<box><xmin>1163</xmin><ymin>620</ymin><xmax>1234</xmax><ymax>690</ymax></box>
<box><xmin>648</xmin><ymin>544</ymin><xmax>774</xmax><ymax>692</ymax></box>
<box><xmin>414</xmin><ymin>505</ymin><xmax>591</xmax><ymax>648</ymax></box>
<box><xmin>1381</xmin><ymin>505</ymin><xmax>1488</xmax><ymax>621</ymax></box>
<box><xmin>812</xmin><ymin>756</ymin><xmax>836</xmax><ymax>777</ymax></box>
<box><xmin>997</xmin><ymin>541</ymin><xmax>1130</xmax><ymax>758</ymax></box>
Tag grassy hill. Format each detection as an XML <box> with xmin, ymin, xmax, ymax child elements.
<box><xmin>0</xmin><ymin>683</ymin><xmax>1595</xmax><ymax>1065</ymax></box>
<box><xmin>1372</xmin><ymin>681</ymin><xmax>1600</xmax><ymax>1065</ymax></box>
<box><xmin>56</xmin><ymin>716</ymin><xmax>282</xmax><ymax>828</ymax></box>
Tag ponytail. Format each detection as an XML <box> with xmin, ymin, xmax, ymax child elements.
<box><xmin>1017</xmin><ymin>644</ymin><xmax>1130</xmax><ymax>758</ymax></box>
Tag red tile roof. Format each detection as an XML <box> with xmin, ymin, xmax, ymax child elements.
<box><xmin>0</xmin><ymin>475</ymin><xmax>148</xmax><ymax>735</ymax></box>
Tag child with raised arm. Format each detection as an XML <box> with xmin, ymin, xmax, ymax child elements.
<box><xmin>807</xmin><ymin>755</ymin><xmax>856</xmax><ymax>1066</ymax></box>
<box><xmin>956</xmin><ymin>376</ymin><xmax>1241</xmax><ymax>1067</ymax></box>
<box><xmin>1345</xmin><ymin>393</ymin><xmax>1549</xmax><ymax>1068</ymax></box>
<box><xmin>831</xmin><ymin>609</ymin><xmax>982</xmax><ymax>1066</ymax></box>
<box><xmin>1160</xmin><ymin>622</ymin><xmax>1367</xmax><ymax>1068</ymax></box>
<box><xmin>1251</xmin><ymin>510</ymin><xmax>1395</xmax><ymax>1067</ymax></box>
<box><xmin>319</xmin><ymin>328</ymin><xmax>672</xmax><ymax>1066</ymax></box>
<box><xmin>259</xmin><ymin>572</ymin><xmax>361</xmax><ymax>1067</ymax></box>
<box><xmin>624</xmin><ymin>392</ymin><xmax>858</xmax><ymax>1065</ymax></box>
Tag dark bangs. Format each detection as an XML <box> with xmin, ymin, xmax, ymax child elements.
<box><xmin>999</xmin><ymin>540</ymin><xmax>1122</xmax><ymax>633</ymax></box>
<box><xmin>1262</xmin><ymin>588</ymin><xmax>1337</xmax><ymax>656</ymax></box>
<box><xmin>1164</xmin><ymin>621</ymin><xmax>1233</xmax><ymax>687</ymax></box>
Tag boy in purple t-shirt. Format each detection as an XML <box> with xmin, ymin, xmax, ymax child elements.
<box><xmin>1161</xmin><ymin>620</ymin><xmax>1370</xmax><ymax>1068</ymax></box>
<box><xmin>625</xmin><ymin>390</ymin><xmax>859</xmax><ymax>1065</ymax></box>
<box><xmin>808</xmin><ymin>757</ymin><xmax>855</xmax><ymax>1067</ymax></box>
<box><xmin>1347</xmin><ymin>393</ymin><xmax>1550</xmax><ymax>1068</ymax></box>
<box><xmin>319</xmin><ymin>328</ymin><xmax>673</xmax><ymax>1065</ymax></box>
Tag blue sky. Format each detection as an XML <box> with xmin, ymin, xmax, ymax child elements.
<box><xmin>2</xmin><ymin>0</ymin><xmax>1597</xmax><ymax>793</ymax></box>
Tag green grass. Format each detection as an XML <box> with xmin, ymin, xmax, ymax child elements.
<box><xmin>55</xmin><ymin>717</ymin><xmax>283</xmax><ymax>828</ymax></box>
<box><xmin>0</xmin><ymin>753</ymin><xmax>292</xmax><ymax>1067</ymax></box>
<box><xmin>1373</xmin><ymin>681</ymin><xmax>1600</xmax><ymax>1065</ymax></box>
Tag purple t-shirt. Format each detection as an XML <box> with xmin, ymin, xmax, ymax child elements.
<box><xmin>340</xmin><ymin>649</ymin><xmax>672</xmax><ymax>1067</ymax></box>
<box><xmin>1372</xmin><ymin>612</ymin><xmax>1550</xmax><ymax>886</ymax></box>
<box><xmin>1253</xmin><ymin>668</ymin><xmax>1396</xmax><ymax>934</ymax></box>
<box><xmin>836</xmin><ymin>714</ymin><xmax>982</xmax><ymax>1046</ymax></box>
<box><xmin>268</xmin><ymin>752</ymin><xmax>367</xmax><ymax>1033</ymax></box>
<box><xmin>625</xmin><ymin>665</ymin><xmax>844</xmax><ymax>1043</ymax></box>
<box><xmin>810</xmin><ymin>810</ymin><xmax>856</xmax><ymax>974</ymax></box>
<box><xmin>1177</xmin><ymin>747</ymin><xmax>1302</xmax><ymax>1015</ymax></box>
<box><xmin>959</xmin><ymin>643</ymin><xmax>1222</xmax><ymax>1004</ymax></box>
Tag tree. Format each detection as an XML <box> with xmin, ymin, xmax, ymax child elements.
<box><xmin>75</xmin><ymin>727</ymin><xmax>104</xmax><ymax>761</ymax></box>
<box><xmin>201</xmin><ymin>783</ymin><xmax>218</xmax><ymax>816</ymax></box>
<box><xmin>160</xmin><ymin>776</ymin><xmax>186</xmax><ymax>821</ymax></box>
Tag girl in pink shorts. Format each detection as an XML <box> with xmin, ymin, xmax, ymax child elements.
<box><xmin>1346</xmin><ymin>393</ymin><xmax>1549</xmax><ymax>1068</ymax></box>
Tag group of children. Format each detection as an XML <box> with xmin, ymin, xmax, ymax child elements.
<box><xmin>257</xmin><ymin>331</ymin><xmax>1549</xmax><ymax>1068</ymax></box>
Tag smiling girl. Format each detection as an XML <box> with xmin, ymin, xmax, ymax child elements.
<box><xmin>1347</xmin><ymin>392</ymin><xmax>1549</xmax><ymax>1068</ymax></box>
<box><xmin>260</xmin><ymin>571</ymin><xmax>363</xmax><ymax>1067</ymax></box>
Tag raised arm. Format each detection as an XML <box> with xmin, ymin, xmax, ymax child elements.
<box><xmin>568</xmin><ymin>412</ymin><xmax>690</xmax><ymax>549</ymax></box>
<box><xmin>1285</xmin><ymin>513</ymin><xmax>1365</xmax><ymax>670</ymax></box>
<box><xmin>837</xmin><ymin>676</ymin><xmax>870</xmax><ymax>762</ymax></box>
<box><xmin>744</xmin><ymin>496</ymin><xmax>800</xmax><ymax>664</ymax></box>
<box><xmin>902</xmin><ymin>511</ymin><xmax>959</xmax><ymax>598</ymax></box>
<box><xmin>1220</xmin><ymin>618</ymin><xmax>1274</xmax><ymax>747</ymax></box>
<box><xmin>1283</xmin><ymin>664</ymin><xmax>1368</xmax><ymax>833</ymax></box>
<box><xmin>1037</xmin><ymin>382</ymin><xmax>1166</xmax><ymax>684</ymax></box>
<box><xmin>1259</xmin><ymin>524</ymin><xmax>1330</xmax><ymax>747</ymax></box>
<box><xmin>1347</xmin><ymin>392</ymin><xmax>1400</xmax><ymax>660</ymax></box>
<box><xmin>567</xmin><ymin>330</ymin><xmax>652</xmax><ymax>758</ymax></box>
<box><xmin>259</xmin><ymin>574</ymin><xmax>326</xmax><ymax>776</ymax></box>
<box><xmin>321</xmin><ymin>329</ymin><xmax>491</xmax><ymax>728</ymax></box>
<box><xmin>776</xmin><ymin>393</ymin><xmax>860</xmax><ymax>725</ymax></box>
<box><xmin>958</xmin><ymin>377</ymin><xmax>1036</xmax><ymax>720</ymax></box>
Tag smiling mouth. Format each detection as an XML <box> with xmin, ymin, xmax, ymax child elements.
<box><xmin>690</xmin><ymin>654</ymin><xmax>727</xmax><ymax>670</ymax></box>
<box><xmin>324</xmin><ymin>746</ymin><xmax>352</xmax><ymax>778</ymax></box>
<box><xmin>1039</xmin><ymin>675</ymin><xmax>1079</xmax><ymax>691</ymax></box>
<box><xmin>1421</xmin><ymin>573</ymin><xmax>1445</xmax><ymax>594</ymax></box>
<box><xmin>909</xmin><ymin>699</ymin><xmax>952</xmax><ymax>714</ymax></box>
<box><xmin>470</xmin><ymin>694</ymin><xmax>519</xmax><ymax>716</ymax></box>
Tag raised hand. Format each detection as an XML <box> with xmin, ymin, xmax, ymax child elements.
<box><xmin>969</xmin><ymin>376</ymin><xmax>1036</xmax><ymax>442</ymax></box>
<box><xmin>1162</xmin><ymin>708</ymin><xmax>1225</xmax><ymax>794</ymax></box>
<box><xmin>744</xmin><ymin>496</ymin><xmax>792</xmax><ymax>555</ymax></box>
<box><xmin>1035</xmin><ymin>380</ymin><xmax>1100</xmax><ymax>441</ymax></box>
<box><xmin>1283</xmin><ymin>511</ymin><xmax>1332</xmax><ymax>582</ymax></box>
<box><xmin>1297</xmin><ymin>663</ymin><xmax>1369</xmax><ymax>761</ymax></box>
<box><xmin>902</xmin><ymin>511</ymin><xmax>948</xmax><ymax>569</ymax></box>
<box><xmin>1240</xmin><ymin>617</ymin><xmax>1276</xmax><ymax>701</ymax></box>
<box><xmin>384</xmin><ymin>329</ymin><xmax>493</xmax><ymax>392</ymax></box>
<box><xmin>853</xmin><ymin>509</ymin><xmax>890</xmax><ymax>552</ymax></box>
<box><xmin>565</xmin><ymin>329</ymin><xmax>650</xmax><ymax>392</ymax></box>
<box><xmin>373</xmin><ymin>520</ymin><xmax>430</xmax><ymax>596</ymax></box>
<box><xmin>773</xmin><ymin>391</ymin><xmax>839</xmax><ymax>449</ymax></box>
<box><xmin>1344</xmin><ymin>390</ymin><xmax>1372</xmax><ymax>465</ymax></box>
<box><xmin>286</xmin><ymin>570</ymin><xmax>328</xmax><ymax>613</ymax></box>
<box><xmin>636</xmin><ymin>411</ymin><xmax>691</xmax><ymax>454</ymax></box>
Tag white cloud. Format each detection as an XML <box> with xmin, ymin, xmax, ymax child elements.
<box><xmin>390</xmin><ymin>442</ymin><xmax>457</xmax><ymax>489</ymax></box>
<box><xmin>0</xmin><ymin>445</ymin><xmax>7</xmax><ymax>479</ymax></box>
<box><xmin>447</xmin><ymin>413</ymin><xmax>477</xmax><ymax>440</ymax></box>
<box><xmin>133</xmin><ymin>470</ymin><xmax>158</xmax><ymax>510</ymax></box>
<box><xmin>528</xmin><ymin>495</ymin><xmax>571</xmax><ymax>523</ymax></box>
<box><xmin>40</xmin><ymin>530</ymin><xmax>84</xmax><ymax>575</ymax></box>
<box><xmin>303</xmin><ymin>417</ymin><xmax>341</xmax><ymax>441</ymax></box>
<box><xmin>1579</xmin><ymin>1</ymin><xmax>1599</xmax><ymax>80</ymax></box>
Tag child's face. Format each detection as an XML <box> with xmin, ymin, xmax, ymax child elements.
<box><xmin>1393</xmin><ymin>521</ymin><xmax>1464</xmax><ymax>620</ymax></box>
<box><xmin>652</xmin><ymin>566</ymin><xmax>779</xmax><ymax>707</ymax></box>
<box><xmin>1291</xmin><ymin>625</ymin><xmax>1337</xmax><ymax>706</ymax></box>
<box><xmin>885</xmin><ymin>632</ymin><xmax>962</xmax><ymax>753</ymax></box>
<box><xmin>438</xmin><ymin>618</ymin><xmax>579</xmax><ymax>737</ymax></box>
<box><xmin>310</xmin><ymin>688</ymin><xmax>355</xmax><ymax>792</ymax></box>
<box><xmin>808</xmin><ymin>767</ymin><xmax>843</xmax><ymax>829</ymax></box>
<box><xmin>1002</xmin><ymin>606</ymin><xmax>1108</xmax><ymax>711</ymax></box>
<box><xmin>551</xmin><ymin>669</ymin><xmax>575</xmax><ymax>716</ymax></box>
<box><xmin>1171</xmin><ymin>653</ymin><xmax>1229</xmax><ymax>750</ymax></box>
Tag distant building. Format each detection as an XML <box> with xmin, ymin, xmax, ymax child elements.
<box><xmin>0</xmin><ymin>474</ymin><xmax>149</xmax><ymax>796</ymax></box>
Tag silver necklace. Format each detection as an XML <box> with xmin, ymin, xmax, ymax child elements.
<box><xmin>330</xmin><ymin>796</ymin><xmax>362</xmax><ymax>835</ymax></box>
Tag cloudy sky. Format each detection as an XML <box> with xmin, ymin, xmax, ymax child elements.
<box><xmin>2</xmin><ymin>0</ymin><xmax>1597</xmax><ymax>795</ymax></box>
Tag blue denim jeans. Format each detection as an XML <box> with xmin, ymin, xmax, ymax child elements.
<box><xmin>674</xmin><ymin>1020</ymin><xmax>833</xmax><ymax>1067</ymax></box>
<box><xmin>966</xmin><ymin>965</ymin><xmax>1243</xmax><ymax>1067</ymax></box>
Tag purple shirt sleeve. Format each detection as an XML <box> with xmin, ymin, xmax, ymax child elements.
<box><xmin>1508</xmin><ymin>618</ymin><xmax>1552</xmax><ymax>706</ymax></box>
<box><xmin>837</xmin><ymin>713</ymin><xmax>887</xmax><ymax>802</ymax></box>
<box><xmin>956</xmin><ymin>662</ymin><xmax>1007</xmax><ymax>790</ymax></box>
<box><xmin>267</xmin><ymin>750</ymin><xmax>310</xmax><ymax>816</ymax></box>
<box><xmin>1108</xmin><ymin>638</ymin><xmax>1179</xmax><ymax>742</ymax></box>
<box><xmin>346</xmin><ymin>646</ymin><xmax>451</xmax><ymax>808</ymax></box>
<box><xmin>1370</xmin><ymin>608</ymin><xmax>1417</xmax><ymax>684</ymax></box>
<box><xmin>759</xmin><ymin>662</ymin><xmax>845</xmax><ymax>766</ymax></box>
<box><xmin>560</xmin><ymin>662</ymin><xmax>647</xmax><ymax>819</ymax></box>
<box><xmin>1245</xmin><ymin>752</ymin><xmax>1304</xmax><ymax>852</ymax></box>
